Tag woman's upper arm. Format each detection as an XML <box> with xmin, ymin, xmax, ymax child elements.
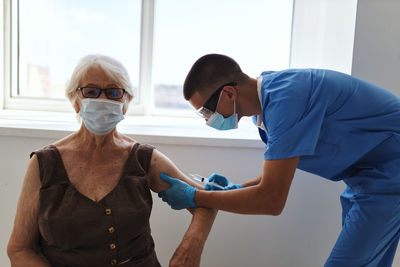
<box><xmin>8</xmin><ymin>154</ymin><xmax>42</xmax><ymax>253</ymax></box>
<box><xmin>147</xmin><ymin>149</ymin><xmax>202</xmax><ymax>193</ymax></box>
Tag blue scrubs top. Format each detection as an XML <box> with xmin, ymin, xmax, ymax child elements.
<box><xmin>254</xmin><ymin>69</ymin><xmax>400</xmax><ymax>192</ymax></box>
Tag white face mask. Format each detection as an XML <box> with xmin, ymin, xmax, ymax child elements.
<box><xmin>79</xmin><ymin>98</ymin><xmax>124</xmax><ymax>135</ymax></box>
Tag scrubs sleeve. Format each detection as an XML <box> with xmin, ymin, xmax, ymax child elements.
<box><xmin>263</xmin><ymin>74</ymin><xmax>325</xmax><ymax>160</ymax></box>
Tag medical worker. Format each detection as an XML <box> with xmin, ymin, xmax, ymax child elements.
<box><xmin>158</xmin><ymin>54</ymin><xmax>400</xmax><ymax>266</ymax></box>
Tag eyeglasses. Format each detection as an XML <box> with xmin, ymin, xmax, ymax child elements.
<box><xmin>196</xmin><ymin>82</ymin><xmax>237</xmax><ymax>119</ymax></box>
<box><xmin>77</xmin><ymin>87</ymin><xmax>126</xmax><ymax>100</ymax></box>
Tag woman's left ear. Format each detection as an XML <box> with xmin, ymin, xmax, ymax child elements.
<box><xmin>123</xmin><ymin>94</ymin><xmax>133</xmax><ymax>114</ymax></box>
<box><xmin>74</xmin><ymin>98</ymin><xmax>81</xmax><ymax>114</ymax></box>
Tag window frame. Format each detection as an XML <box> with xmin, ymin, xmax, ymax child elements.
<box><xmin>0</xmin><ymin>0</ymin><xmax>5</xmax><ymax>109</ymax></box>
<box><xmin>3</xmin><ymin>0</ymin><xmax>74</xmax><ymax>112</ymax></box>
<box><xmin>2</xmin><ymin>0</ymin><xmax>157</xmax><ymax>115</ymax></box>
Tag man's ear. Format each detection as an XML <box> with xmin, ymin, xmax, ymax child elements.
<box><xmin>222</xmin><ymin>86</ymin><xmax>237</xmax><ymax>101</ymax></box>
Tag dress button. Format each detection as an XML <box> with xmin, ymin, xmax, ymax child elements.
<box><xmin>108</xmin><ymin>226</ymin><xmax>115</xmax><ymax>233</ymax></box>
<box><xmin>109</xmin><ymin>243</ymin><xmax>116</xmax><ymax>250</ymax></box>
<box><xmin>105</xmin><ymin>209</ymin><xmax>112</xmax><ymax>215</ymax></box>
<box><xmin>110</xmin><ymin>259</ymin><xmax>117</xmax><ymax>265</ymax></box>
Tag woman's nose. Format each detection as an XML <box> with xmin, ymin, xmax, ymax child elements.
<box><xmin>98</xmin><ymin>91</ymin><xmax>108</xmax><ymax>100</ymax></box>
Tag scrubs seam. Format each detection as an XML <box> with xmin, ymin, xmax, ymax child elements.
<box><xmin>264</xmin><ymin>148</ymin><xmax>315</xmax><ymax>160</ymax></box>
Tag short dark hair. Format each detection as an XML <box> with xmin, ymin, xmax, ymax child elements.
<box><xmin>183</xmin><ymin>54</ymin><xmax>248</xmax><ymax>100</ymax></box>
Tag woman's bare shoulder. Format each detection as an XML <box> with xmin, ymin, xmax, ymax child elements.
<box><xmin>51</xmin><ymin>133</ymin><xmax>77</xmax><ymax>149</ymax></box>
<box><xmin>119</xmin><ymin>133</ymin><xmax>137</xmax><ymax>147</ymax></box>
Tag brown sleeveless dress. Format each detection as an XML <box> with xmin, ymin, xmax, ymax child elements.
<box><xmin>31</xmin><ymin>143</ymin><xmax>161</xmax><ymax>267</ymax></box>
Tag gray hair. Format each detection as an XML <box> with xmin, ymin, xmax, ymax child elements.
<box><xmin>65</xmin><ymin>54</ymin><xmax>134</xmax><ymax>103</ymax></box>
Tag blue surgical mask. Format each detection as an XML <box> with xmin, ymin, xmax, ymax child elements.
<box><xmin>79</xmin><ymin>98</ymin><xmax>124</xmax><ymax>135</ymax></box>
<box><xmin>206</xmin><ymin>101</ymin><xmax>238</xmax><ymax>130</ymax></box>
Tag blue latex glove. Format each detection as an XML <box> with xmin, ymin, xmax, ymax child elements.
<box><xmin>205</xmin><ymin>173</ymin><xmax>243</xmax><ymax>191</ymax></box>
<box><xmin>158</xmin><ymin>173</ymin><xmax>197</xmax><ymax>210</ymax></box>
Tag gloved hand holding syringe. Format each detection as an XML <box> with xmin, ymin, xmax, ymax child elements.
<box><xmin>189</xmin><ymin>174</ymin><xmax>225</xmax><ymax>190</ymax></box>
<box><xmin>189</xmin><ymin>173</ymin><xmax>243</xmax><ymax>191</ymax></box>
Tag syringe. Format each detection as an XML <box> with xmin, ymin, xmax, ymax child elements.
<box><xmin>189</xmin><ymin>174</ymin><xmax>225</xmax><ymax>190</ymax></box>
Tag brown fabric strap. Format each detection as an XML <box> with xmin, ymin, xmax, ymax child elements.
<box><xmin>30</xmin><ymin>145</ymin><xmax>68</xmax><ymax>187</ymax></box>
<box><xmin>134</xmin><ymin>143</ymin><xmax>155</xmax><ymax>173</ymax></box>
<box><xmin>121</xmin><ymin>143</ymin><xmax>154</xmax><ymax>177</ymax></box>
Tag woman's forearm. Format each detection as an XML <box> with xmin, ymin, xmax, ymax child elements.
<box><xmin>170</xmin><ymin>207</ymin><xmax>217</xmax><ymax>267</ymax></box>
<box><xmin>9</xmin><ymin>248</ymin><xmax>50</xmax><ymax>267</ymax></box>
<box><xmin>186</xmin><ymin>207</ymin><xmax>217</xmax><ymax>242</ymax></box>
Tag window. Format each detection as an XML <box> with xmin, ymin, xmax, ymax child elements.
<box><xmin>4</xmin><ymin>0</ymin><xmax>293</xmax><ymax>115</ymax></box>
<box><xmin>17</xmin><ymin>0</ymin><xmax>141</xmax><ymax>99</ymax></box>
<box><xmin>152</xmin><ymin>0</ymin><xmax>293</xmax><ymax>115</ymax></box>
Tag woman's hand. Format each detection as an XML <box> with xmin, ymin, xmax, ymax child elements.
<box><xmin>169</xmin><ymin>236</ymin><xmax>203</xmax><ymax>267</ymax></box>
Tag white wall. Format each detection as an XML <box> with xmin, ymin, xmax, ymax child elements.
<box><xmin>0</xmin><ymin>131</ymin><xmax>345</xmax><ymax>267</ymax></box>
<box><xmin>350</xmin><ymin>1</ymin><xmax>400</xmax><ymax>264</ymax></box>
<box><xmin>290</xmin><ymin>0</ymin><xmax>357</xmax><ymax>73</ymax></box>
<box><xmin>351</xmin><ymin>0</ymin><xmax>400</xmax><ymax>97</ymax></box>
<box><xmin>290</xmin><ymin>0</ymin><xmax>400</xmax><ymax>265</ymax></box>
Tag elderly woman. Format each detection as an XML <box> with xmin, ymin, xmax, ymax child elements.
<box><xmin>7</xmin><ymin>54</ymin><xmax>217</xmax><ymax>267</ymax></box>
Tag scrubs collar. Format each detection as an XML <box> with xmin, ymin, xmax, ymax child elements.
<box><xmin>256</xmin><ymin>76</ymin><xmax>266</xmax><ymax>131</ymax></box>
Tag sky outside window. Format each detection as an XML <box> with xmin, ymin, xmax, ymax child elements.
<box><xmin>152</xmin><ymin>0</ymin><xmax>293</xmax><ymax>111</ymax></box>
<box><xmin>18</xmin><ymin>0</ymin><xmax>141</xmax><ymax>99</ymax></box>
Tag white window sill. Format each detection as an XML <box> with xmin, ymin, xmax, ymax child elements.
<box><xmin>0</xmin><ymin>110</ymin><xmax>265</xmax><ymax>148</ymax></box>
